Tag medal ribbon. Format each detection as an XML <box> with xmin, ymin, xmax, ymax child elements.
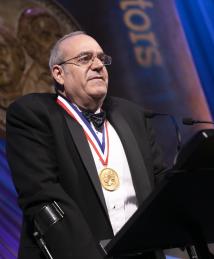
<box><xmin>56</xmin><ymin>95</ymin><xmax>109</xmax><ymax>165</ymax></box>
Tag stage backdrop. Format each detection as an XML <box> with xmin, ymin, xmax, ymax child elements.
<box><xmin>176</xmin><ymin>0</ymin><xmax>214</xmax><ymax>117</ymax></box>
<box><xmin>0</xmin><ymin>0</ymin><xmax>213</xmax><ymax>258</ymax></box>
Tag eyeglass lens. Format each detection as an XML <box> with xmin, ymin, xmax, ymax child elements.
<box><xmin>76</xmin><ymin>52</ymin><xmax>111</xmax><ymax>65</ymax></box>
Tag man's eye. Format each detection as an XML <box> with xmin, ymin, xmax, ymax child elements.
<box><xmin>77</xmin><ymin>54</ymin><xmax>92</xmax><ymax>63</ymax></box>
<box><xmin>97</xmin><ymin>54</ymin><xmax>106</xmax><ymax>62</ymax></box>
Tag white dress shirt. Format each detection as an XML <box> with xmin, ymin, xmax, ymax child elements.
<box><xmin>89</xmin><ymin>121</ymin><xmax>138</xmax><ymax>235</ymax></box>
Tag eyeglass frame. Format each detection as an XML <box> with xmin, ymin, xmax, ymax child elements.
<box><xmin>57</xmin><ymin>51</ymin><xmax>112</xmax><ymax>67</ymax></box>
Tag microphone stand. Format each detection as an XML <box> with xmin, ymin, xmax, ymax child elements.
<box><xmin>33</xmin><ymin>231</ymin><xmax>54</xmax><ymax>259</ymax></box>
<box><xmin>182</xmin><ymin>118</ymin><xmax>214</xmax><ymax>259</ymax></box>
<box><xmin>145</xmin><ymin>111</ymin><xmax>182</xmax><ymax>152</ymax></box>
<box><xmin>182</xmin><ymin>118</ymin><xmax>214</xmax><ymax>126</ymax></box>
<box><xmin>145</xmin><ymin>112</ymin><xmax>208</xmax><ymax>259</ymax></box>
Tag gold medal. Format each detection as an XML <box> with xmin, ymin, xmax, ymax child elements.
<box><xmin>99</xmin><ymin>168</ymin><xmax>120</xmax><ymax>191</ymax></box>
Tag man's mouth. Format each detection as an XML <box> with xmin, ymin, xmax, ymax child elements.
<box><xmin>88</xmin><ymin>75</ymin><xmax>104</xmax><ymax>81</ymax></box>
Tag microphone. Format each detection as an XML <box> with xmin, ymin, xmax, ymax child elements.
<box><xmin>144</xmin><ymin>110</ymin><xmax>182</xmax><ymax>152</ymax></box>
<box><xmin>183</xmin><ymin>117</ymin><xmax>214</xmax><ymax>125</ymax></box>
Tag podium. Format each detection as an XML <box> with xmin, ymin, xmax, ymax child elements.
<box><xmin>100</xmin><ymin>129</ymin><xmax>214</xmax><ymax>259</ymax></box>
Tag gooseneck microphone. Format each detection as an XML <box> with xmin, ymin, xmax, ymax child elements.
<box><xmin>144</xmin><ymin>111</ymin><xmax>182</xmax><ymax>152</ymax></box>
<box><xmin>182</xmin><ymin>117</ymin><xmax>214</xmax><ymax>125</ymax></box>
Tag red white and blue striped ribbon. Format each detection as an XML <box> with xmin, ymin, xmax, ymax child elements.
<box><xmin>56</xmin><ymin>95</ymin><xmax>109</xmax><ymax>165</ymax></box>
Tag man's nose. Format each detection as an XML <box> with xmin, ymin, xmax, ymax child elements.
<box><xmin>90</xmin><ymin>56</ymin><xmax>104</xmax><ymax>70</ymax></box>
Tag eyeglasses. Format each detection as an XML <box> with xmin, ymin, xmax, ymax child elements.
<box><xmin>57</xmin><ymin>51</ymin><xmax>112</xmax><ymax>67</ymax></box>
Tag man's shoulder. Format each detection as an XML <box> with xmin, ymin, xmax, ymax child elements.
<box><xmin>106</xmin><ymin>96</ymin><xmax>143</xmax><ymax>112</ymax></box>
<box><xmin>7</xmin><ymin>93</ymin><xmax>58</xmax><ymax>121</ymax></box>
<box><xmin>8</xmin><ymin>93</ymin><xmax>57</xmax><ymax>110</ymax></box>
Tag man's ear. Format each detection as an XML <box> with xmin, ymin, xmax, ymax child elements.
<box><xmin>52</xmin><ymin>65</ymin><xmax>64</xmax><ymax>85</ymax></box>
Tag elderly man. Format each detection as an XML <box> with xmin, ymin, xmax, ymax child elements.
<box><xmin>6</xmin><ymin>31</ymin><xmax>165</xmax><ymax>259</ymax></box>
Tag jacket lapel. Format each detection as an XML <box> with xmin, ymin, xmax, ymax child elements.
<box><xmin>61</xmin><ymin>98</ymin><xmax>152</xmax><ymax>212</ymax></box>
<box><xmin>107</xmin><ymin>108</ymin><xmax>153</xmax><ymax>206</ymax></box>
<box><xmin>64</xmin><ymin>113</ymin><xmax>109</xmax><ymax>215</ymax></box>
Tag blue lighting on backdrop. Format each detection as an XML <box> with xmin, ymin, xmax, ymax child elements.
<box><xmin>175</xmin><ymin>0</ymin><xmax>214</xmax><ymax>117</ymax></box>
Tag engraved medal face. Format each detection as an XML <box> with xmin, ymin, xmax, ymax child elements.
<box><xmin>0</xmin><ymin>0</ymin><xmax>80</xmax><ymax>136</ymax></box>
<box><xmin>99</xmin><ymin>168</ymin><xmax>120</xmax><ymax>191</ymax></box>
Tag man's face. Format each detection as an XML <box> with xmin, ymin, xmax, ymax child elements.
<box><xmin>53</xmin><ymin>35</ymin><xmax>109</xmax><ymax>110</ymax></box>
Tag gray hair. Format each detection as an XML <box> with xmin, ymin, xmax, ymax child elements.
<box><xmin>49</xmin><ymin>30</ymin><xmax>86</xmax><ymax>70</ymax></box>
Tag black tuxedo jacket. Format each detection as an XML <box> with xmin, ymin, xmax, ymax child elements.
<box><xmin>6</xmin><ymin>93</ymin><xmax>164</xmax><ymax>259</ymax></box>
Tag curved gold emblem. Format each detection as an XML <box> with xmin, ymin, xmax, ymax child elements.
<box><xmin>99</xmin><ymin>168</ymin><xmax>120</xmax><ymax>191</ymax></box>
<box><xmin>0</xmin><ymin>0</ymin><xmax>81</xmax><ymax>136</ymax></box>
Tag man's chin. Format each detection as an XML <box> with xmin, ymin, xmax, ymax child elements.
<box><xmin>86</xmin><ymin>81</ymin><xmax>108</xmax><ymax>100</ymax></box>
<box><xmin>90</xmin><ymin>89</ymin><xmax>107</xmax><ymax>101</ymax></box>
<box><xmin>93</xmin><ymin>92</ymin><xmax>107</xmax><ymax>100</ymax></box>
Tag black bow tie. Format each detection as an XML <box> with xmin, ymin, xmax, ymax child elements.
<box><xmin>82</xmin><ymin>110</ymin><xmax>106</xmax><ymax>131</ymax></box>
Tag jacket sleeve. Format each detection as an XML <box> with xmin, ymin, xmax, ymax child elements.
<box><xmin>6</xmin><ymin>98</ymin><xmax>104</xmax><ymax>259</ymax></box>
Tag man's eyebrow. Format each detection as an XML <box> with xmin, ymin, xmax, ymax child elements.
<box><xmin>77</xmin><ymin>51</ymin><xmax>91</xmax><ymax>56</ymax></box>
<box><xmin>76</xmin><ymin>51</ymin><xmax>104</xmax><ymax>56</ymax></box>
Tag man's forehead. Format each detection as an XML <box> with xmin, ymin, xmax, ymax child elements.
<box><xmin>60</xmin><ymin>34</ymin><xmax>103</xmax><ymax>55</ymax></box>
